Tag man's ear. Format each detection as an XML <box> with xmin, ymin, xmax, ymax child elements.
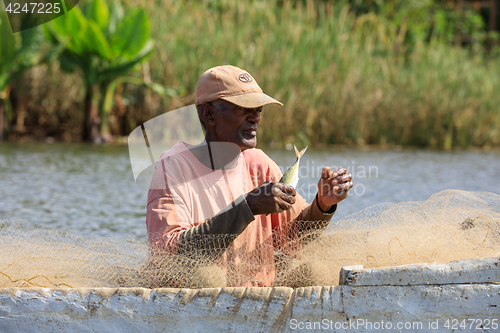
<box><xmin>200</xmin><ymin>104</ymin><xmax>216</xmax><ymax>127</ymax></box>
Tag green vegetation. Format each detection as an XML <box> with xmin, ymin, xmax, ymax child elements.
<box><xmin>0</xmin><ymin>11</ymin><xmax>44</xmax><ymax>140</ymax></box>
<box><xmin>45</xmin><ymin>0</ymin><xmax>154</xmax><ymax>142</ymax></box>
<box><xmin>4</xmin><ymin>0</ymin><xmax>500</xmax><ymax>149</ymax></box>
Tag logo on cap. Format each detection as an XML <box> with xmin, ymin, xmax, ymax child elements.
<box><xmin>238</xmin><ymin>73</ymin><xmax>253</xmax><ymax>83</ymax></box>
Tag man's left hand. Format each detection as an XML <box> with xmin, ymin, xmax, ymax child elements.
<box><xmin>317</xmin><ymin>167</ymin><xmax>353</xmax><ymax>211</ymax></box>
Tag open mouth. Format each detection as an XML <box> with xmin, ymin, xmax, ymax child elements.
<box><xmin>243</xmin><ymin>129</ymin><xmax>257</xmax><ymax>137</ymax></box>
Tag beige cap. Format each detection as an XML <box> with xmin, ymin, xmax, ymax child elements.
<box><xmin>195</xmin><ymin>65</ymin><xmax>283</xmax><ymax>108</ymax></box>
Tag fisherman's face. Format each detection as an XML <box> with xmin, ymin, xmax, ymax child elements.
<box><xmin>211</xmin><ymin>100</ymin><xmax>262</xmax><ymax>151</ymax></box>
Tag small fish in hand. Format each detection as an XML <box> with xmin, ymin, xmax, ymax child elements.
<box><xmin>280</xmin><ymin>144</ymin><xmax>308</xmax><ymax>188</ymax></box>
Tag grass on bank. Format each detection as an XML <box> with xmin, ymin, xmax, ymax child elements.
<box><xmin>18</xmin><ymin>0</ymin><xmax>500</xmax><ymax>149</ymax></box>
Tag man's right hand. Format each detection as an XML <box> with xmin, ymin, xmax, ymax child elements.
<box><xmin>245</xmin><ymin>180</ymin><xmax>297</xmax><ymax>216</ymax></box>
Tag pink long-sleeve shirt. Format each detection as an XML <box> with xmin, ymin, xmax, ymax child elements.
<box><xmin>146</xmin><ymin>141</ymin><xmax>307</xmax><ymax>287</ymax></box>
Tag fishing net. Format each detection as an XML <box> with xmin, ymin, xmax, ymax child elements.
<box><xmin>1</xmin><ymin>190</ymin><xmax>499</xmax><ymax>289</ymax></box>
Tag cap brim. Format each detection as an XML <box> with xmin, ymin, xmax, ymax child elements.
<box><xmin>220</xmin><ymin>92</ymin><xmax>283</xmax><ymax>108</ymax></box>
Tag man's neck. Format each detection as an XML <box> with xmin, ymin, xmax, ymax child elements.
<box><xmin>187</xmin><ymin>141</ymin><xmax>240</xmax><ymax>170</ymax></box>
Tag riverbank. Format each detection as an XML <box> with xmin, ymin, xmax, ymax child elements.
<box><xmin>5</xmin><ymin>0</ymin><xmax>499</xmax><ymax>149</ymax></box>
<box><xmin>5</xmin><ymin>135</ymin><xmax>500</xmax><ymax>153</ymax></box>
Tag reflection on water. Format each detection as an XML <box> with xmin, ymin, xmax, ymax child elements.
<box><xmin>1</xmin><ymin>143</ymin><xmax>499</xmax><ymax>242</ymax></box>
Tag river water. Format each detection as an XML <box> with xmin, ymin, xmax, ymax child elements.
<box><xmin>0</xmin><ymin>143</ymin><xmax>499</xmax><ymax>242</ymax></box>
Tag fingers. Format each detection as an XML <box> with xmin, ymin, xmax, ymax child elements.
<box><xmin>274</xmin><ymin>188</ymin><xmax>296</xmax><ymax>205</ymax></box>
<box><xmin>324</xmin><ymin>174</ymin><xmax>352</xmax><ymax>189</ymax></box>
<box><xmin>321</xmin><ymin>167</ymin><xmax>332</xmax><ymax>179</ymax></box>
<box><xmin>318</xmin><ymin>166</ymin><xmax>354</xmax><ymax>204</ymax></box>
<box><xmin>271</xmin><ymin>181</ymin><xmax>296</xmax><ymax>197</ymax></box>
<box><xmin>333</xmin><ymin>181</ymin><xmax>353</xmax><ymax>193</ymax></box>
<box><xmin>322</xmin><ymin>167</ymin><xmax>349</xmax><ymax>180</ymax></box>
<box><xmin>336</xmin><ymin>189</ymin><xmax>349</xmax><ymax>200</ymax></box>
<box><xmin>334</xmin><ymin>173</ymin><xmax>352</xmax><ymax>185</ymax></box>
<box><xmin>258</xmin><ymin>182</ymin><xmax>289</xmax><ymax>214</ymax></box>
<box><xmin>258</xmin><ymin>181</ymin><xmax>296</xmax><ymax>214</ymax></box>
<box><xmin>248</xmin><ymin>180</ymin><xmax>298</xmax><ymax>215</ymax></box>
<box><xmin>320</xmin><ymin>167</ymin><xmax>351</xmax><ymax>188</ymax></box>
<box><xmin>285</xmin><ymin>184</ymin><xmax>297</xmax><ymax>196</ymax></box>
<box><xmin>275</xmin><ymin>198</ymin><xmax>292</xmax><ymax>213</ymax></box>
<box><xmin>271</xmin><ymin>182</ymin><xmax>296</xmax><ymax>204</ymax></box>
<box><xmin>282</xmin><ymin>184</ymin><xmax>297</xmax><ymax>197</ymax></box>
<box><xmin>331</xmin><ymin>167</ymin><xmax>346</xmax><ymax>177</ymax></box>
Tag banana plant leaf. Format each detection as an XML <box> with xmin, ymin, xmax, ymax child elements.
<box><xmin>44</xmin><ymin>0</ymin><xmax>156</xmax><ymax>142</ymax></box>
<box><xmin>1</xmin><ymin>18</ymin><xmax>16</xmax><ymax>55</ymax></box>
<box><xmin>0</xmin><ymin>11</ymin><xmax>43</xmax><ymax>91</ymax></box>
<box><xmin>86</xmin><ymin>0</ymin><xmax>109</xmax><ymax>30</ymax></box>
<box><xmin>99</xmin><ymin>40</ymin><xmax>154</xmax><ymax>81</ymax></box>
<box><xmin>111</xmin><ymin>8</ymin><xmax>150</xmax><ymax>59</ymax></box>
<box><xmin>46</xmin><ymin>1</ymin><xmax>153</xmax><ymax>83</ymax></box>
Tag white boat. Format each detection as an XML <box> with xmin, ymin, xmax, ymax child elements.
<box><xmin>1</xmin><ymin>257</ymin><xmax>499</xmax><ymax>332</ymax></box>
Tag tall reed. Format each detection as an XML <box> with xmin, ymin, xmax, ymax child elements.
<box><xmin>18</xmin><ymin>0</ymin><xmax>500</xmax><ymax>148</ymax></box>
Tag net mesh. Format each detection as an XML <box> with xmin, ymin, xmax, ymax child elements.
<box><xmin>1</xmin><ymin>190</ymin><xmax>499</xmax><ymax>289</ymax></box>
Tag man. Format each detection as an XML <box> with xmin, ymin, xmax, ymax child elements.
<box><xmin>146</xmin><ymin>65</ymin><xmax>353</xmax><ymax>287</ymax></box>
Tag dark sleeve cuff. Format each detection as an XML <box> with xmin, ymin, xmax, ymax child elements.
<box><xmin>315</xmin><ymin>194</ymin><xmax>337</xmax><ymax>215</ymax></box>
<box><xmin>181</xmin><ymin>195</ymin><xmax>255</xmax><ymax>238</ymax></box>
<box><xmin>238</xmin><ymin>195</ymin><xmax>256</xmax><ymax>222</ymax></box>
